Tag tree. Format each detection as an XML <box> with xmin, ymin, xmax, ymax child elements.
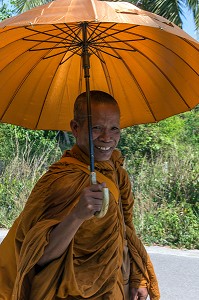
<box><xmin>131</xmin><ymin>0</ymin><xmax>199</xmax><ymax>30</ymax></box>
<box><xmin>0</xmin><ymin>1</ymin><xmax>14</xmax><ymax>21</ymax></box>
<box><xmin>10</xmin><ymin>0</ymin><xmax>51</xmax><ymax>13</ymax></box>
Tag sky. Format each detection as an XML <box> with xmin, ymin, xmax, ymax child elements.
<box><xmin>181</xmin><ymin>7</ymin><xmax>198</xmax><ymax>40</ymax></box>
<box><xmin>1</xmin><ymin>0</ymin><xmax>198</xmax><ymax>41</ymax></box>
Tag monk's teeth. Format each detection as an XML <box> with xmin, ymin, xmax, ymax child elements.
<box><xmin>97</xmin><ymin>146</ymin><xmax>111</xmax><ymax>151</ymax></box>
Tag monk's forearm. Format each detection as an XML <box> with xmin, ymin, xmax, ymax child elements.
<box><xmin>37</xmin><ymin>209</ymin><xmax>84</xmax><ymax>266</ymax></box>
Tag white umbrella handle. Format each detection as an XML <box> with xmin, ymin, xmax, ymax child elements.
<box><xmin>90</xmin><ymin>172</ymin><xmax>109</xmax><ymax>218</ymax></box>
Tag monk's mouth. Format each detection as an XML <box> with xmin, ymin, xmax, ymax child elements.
<box><xmin>96</xmin><ymin>146</ymin><xmax>111</xmax><ymax>151</ymax></box>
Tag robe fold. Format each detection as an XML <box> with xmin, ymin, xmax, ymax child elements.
<box><xmin>0</xmin><ymin>145</ymin><xmax>160</xmax><ymax>299</ymax></box>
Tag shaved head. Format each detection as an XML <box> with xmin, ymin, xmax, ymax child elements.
<box><xmin>74</xmin><ymin>90</ymin><xmax>120</xmax><ymax>125</ymax></box>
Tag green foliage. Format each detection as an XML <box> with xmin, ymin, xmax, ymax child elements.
<box><xmin>0</xmin><ymin>2</ymin><xmax>14</xmax><ymax>21</ymax></box>
<box><xmin>0</xmin><ymin>130</ymin><xmax>62</xmax><ymax>227</ymax></box>
<box><xmin>11</xmin><ymin>0</ymin><xmax>51</xmax><ymax>14</ymax></box>
<box><xmin>0</xmin><ymin>123</ymin><xmax>75</xmax><ymax>227</ymax></box>
<box><xmin>0</xmin><ymin>124</ymin><xmax>57</xmax><ymax>165</ymax></box>
<box><xmin>118</xmin><ymin>109</ymin><xmax>199</xmax><ymax>249</ymax></box>
<box><xmin>128</xmin><ymin>146</ymin><xmax>198</xmax><ymax>207</ymax></box>
<box><xmin>0</xmin><ymin>109</ymin><xmax>198</xmax><ymax>249</ymax></box>
<box><xmin>119</xmin><ymin>109</ymin><xmax>199</xmax><ymax>160</ymax></box>
<box><xmin>134</xmin><ymin>201</ymin><xmax>199</xmax><ymax>249</ymax></box>
<box><xmin>130</xmin><ymin>0</ymin><xmax>199</xmax><ymax>30</ymax></box>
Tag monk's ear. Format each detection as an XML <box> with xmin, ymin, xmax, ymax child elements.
<box><xmin>70</xmin><ymin>119</ymin><xmax>79</xmax><ymax>137</ymax></box>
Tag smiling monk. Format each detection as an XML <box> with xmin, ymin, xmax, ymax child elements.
<box><xmin>0</xmin><ymin>91</ymin><xmax>160</xmax><ymax>300</ymax></box>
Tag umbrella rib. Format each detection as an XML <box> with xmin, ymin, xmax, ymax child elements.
<box><xmin>92</xmin><ymin>44</ymin><xmax>137</xmax><ymax>52</ymax></box>
<box><xmin>86</xmin><ymin>29</ymin><xmax>156</xmax><ymax>120</ymax></box>
<box><xmin>24</xmin><ymin>25</ymin><xmax>83</xmax><ymax>59</ymax></box>
<box><xmin>89</xmin><ymin>29</ymin><xmax>136</xmax><ymax>59</ymax></box>
<box><xmin>60</xmin><ymin>48</ymin><xmax>82</xmax><ymax>64</ymax></box>
<box><xmin>87</xmin><ymin>24</ymin><xmax>144</xmax><ymax>52</ymax></box>
<box><xmin>89</xmin><ymin>32</ymin><xmax>139</xmax><ymax>58</ymax></box>
<box><xmin>88</xmin><ymin>47</ymin><xmax>106</xmax><ymax>63</ymax></box>
<box><xmin>91</xmin><ymin>25</ymin><xmax>199</xmax><ymax>91</ymax></box>
<box><xmin>25</xmin><ymin>24</ymin><xmax>82</xmax><ymax>46</ymax></box>
<box><xmin>96</xmin><ymin>49</ymin><xmax>114</xmax><ymax>96</ymax></box>
<box><xmin>88</xmin><ymin>23</ymin><xmax>139</xmax><ymax>44</ymax></box>
<box><xmin>89</xmin><ymin>24</ymin><xmax>198</xmax><ymax>77</ymax></box>
<box><xmin>25</xmin><ymin>26</ymin><xmax>71</xmax><ymax>44</ymax></box>
<box><xmin>182</xmin><ymin>37</ymin><xmax>199</xmax><ymax>51</ymax></box>
<box><xmin>29</xmin><ymin>44</ymin><xmax>79</xmax><ymax>51</ymax></box>
<box><xmin>89</xmin><ymin>45</ymin><xmax>121</xmax><ymax>59</ymax></box>
<box><xmin>95</xmin><ymin>38</ymin><xmax>145</xmax><ymax>44</ymax></box>
<box><xmin>34</xmin><ymin>54</ymin><xmax>67</xmax><ymax>129</ymax></box>
<box><xmin>87</xmin><ymin>22</ymin><xmax>102</xmax><ymax>43</ymax></box>
<box><xmin>126</xmin><ymin>42</ymin><xmax>198</xmax><ymax>108</ymax></box>
<box><xmin>32</xmin><ymin>24</ymin><xmax>83</xmax><ymax>128</ymax></box>
<box><xmin>42</xmin><ymin>46</ymin><xmax>81</xmax><ymax>59</ymax></box>
<box><xmin>87</xmin><ymin>22</ymin><xmax>119</xmax><ymax>43</ymax></box>
<box><xmin>133</xmin><ymin>33</ymin><xmax>199</xmax><ymax>77</ymax></box>
<box><xmin>103</xmin><ymin>44</ymin><xmax>158</xmax><ymax>120</ymax></box>
<box><xmin>28</xmin><ymin>37</ymin><xmax>81</xmax><ymax>60</ymax></box>
<box><xmin>1</xmin><ymin>48</ymin><xmax>65</xmax><ymax>124</ymax></box>
<box><xmin>179</xmin><ymin>37</ymin><xmax>199</xmax><ymax>76</ymax></box>
<box><xmin>54</xmin><ymin>23</ymin><xmax>81</xmax><ymax>40</ymax></box>
<box><xmin>0</xmin><ymin>37</ymin><xmax>59</xmax><ymax>73</ymax></box>
<box><xmin>63</xmin><ymin>23</ymin><xmax>82</xmax><ymax>43</ymax></box>
<box><xmin>120</xmin><ymin>57</ymin><xmax>158</xmax><ymax>121</ymax></box>
<box><xmin>9</xmin><ymin>29</ymin><xmax>67</xmax><ymax>50</ymax></box>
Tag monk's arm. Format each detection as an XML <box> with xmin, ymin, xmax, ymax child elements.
<box><xmin>37</xmin><ymin>183</ymin><xmax>105</xmax><ymax>266</ymax></box>
<box><xmin>37</xmin><ymin>207</ymin><xmax>84</xmax><ymax>266</ymax></box>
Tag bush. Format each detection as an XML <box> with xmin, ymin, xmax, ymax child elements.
<box><xmin>0</xmin><ymin>131</ymin><xmax>62</xmax><ymax>227</ymax></box>
<box><xmin>128</xmin><ymin>146</ymin><xmax>199</xmax><ymax>249</ymax></box>
<box><xmin>0</xmin><ymin>109</ymin><xmax>198</xmax><ymax>249</ymax></box>
<box><xmin>134</xmin><ymin>201</ymin><xmax>199</xmax><ymax>249</ymax></box>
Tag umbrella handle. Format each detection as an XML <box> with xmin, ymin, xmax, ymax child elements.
<box><xmin>90</xmin><ymin>172</ymin><xmax>109</xmax><ymax>218</ymax></box>
<box><xmin>95</xmin><ymin>187</ymin><xmax>109</xmax><ymax>218</ymax></box>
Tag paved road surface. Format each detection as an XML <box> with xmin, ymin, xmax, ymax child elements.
<box><xmin>1</xmin><ymin>230</ymin><xmax>199</xmax><ymax>299</ymax></box>
<box><xmin>146</xmin><ymin>246</ymin><xmax>199</xmax><ymax>300</ymax></box>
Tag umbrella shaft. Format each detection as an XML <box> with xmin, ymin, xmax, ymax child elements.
<box><xmin>82</xmin><ymin>22</ymin><xmax>95</xmax><ymax>173</ymax></box>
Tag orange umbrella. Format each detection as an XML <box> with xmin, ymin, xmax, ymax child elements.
<box><xmin>0</xmin><ymin>0</ymin><xmax>198</xmax><ymax>132</ymax></box>
<box><xmin>0</xmin><ymin>0</ymin><xmax>199</xmax><ymax>216</ymax></box>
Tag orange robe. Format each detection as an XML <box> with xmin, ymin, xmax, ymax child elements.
<box><xmin>0</xmin><ymin>145</ymin><xmax>160</xmax><ymax>299</ymax></box>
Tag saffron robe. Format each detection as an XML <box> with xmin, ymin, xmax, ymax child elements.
<box><xmin>0</xmin><ymin>145</ymin><xmax>160</xmax><ymax>299</ymax></box>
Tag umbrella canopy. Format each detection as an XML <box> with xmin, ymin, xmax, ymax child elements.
<box><xmin>0</xmin><ymin>0</ymin><xmax>199</xmax><ymax>131</ymax></box>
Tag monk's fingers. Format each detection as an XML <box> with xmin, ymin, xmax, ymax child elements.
<box><xmin>82</xmin><ymin>189</ymin><xmax>104</xmax><ymax>203</ymax></box>
<box><xmin>137</xmin><ymin>288</ymin><xmax>148</xmax><ymax>300</ymax></box>
<box><xmin>137</xmin><ymin>295</ymin><xmax>147</xmax><ymax>300</ymax></box>
<box><xmin>81</xmin><ymin>185</ymin><xmax>103</xmax><ymax>200</ymax></box>
<box><xmin>131</xmin><ymin>287</ymin><xmax>148</xmax><ymax>299</ymax></box>
<box><xmin>90</xmin><ymin>190</ymin><xmax>104</xmax><ymax>200</ymax></box>
<box><xmin>89</xmin><ymin>183</ymin><xmax>106</xmax><ymax>192</ymax></box>
<box><xmin>87</xmin><ymin>200</ymin><xmax>103</xmax><ymax>213</ymax></box>
<box><xmin>130</xmin><ymin>288</ymin><xmax>138</xmax><ymax>300</ymax></box>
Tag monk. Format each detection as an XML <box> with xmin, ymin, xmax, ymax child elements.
<box><xmin>0</xmin><ymin>91</ymin><xmax>160</xmax><ymax>300</ymax></box>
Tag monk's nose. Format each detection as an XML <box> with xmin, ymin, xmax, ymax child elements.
<box><xmin>99</xmin><ymin>129</ymin><xmax>112</xmax><ymax>142</ymax></box>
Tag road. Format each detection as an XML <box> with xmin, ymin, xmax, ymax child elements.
<box><xmin>1</xmin><ymin>230</ymin><xmax>199</xmax><ymax>299</ymax></box>
<box><xmin>146</xmin><ymin>246</ymin><xmax>199</xmax><ymax>300</ymax></box>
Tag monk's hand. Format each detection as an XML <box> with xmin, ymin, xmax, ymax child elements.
<box><xmin>131</xmin><ymin>287</ymin><xmax>148</xmax><ymax>300</ymax></box>
<box><xmin>74</xmin><ymin>183</ymin><xmax>106</xmax><ymax>220</ymax></box>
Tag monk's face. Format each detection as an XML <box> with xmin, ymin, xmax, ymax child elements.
<box><xmin>71</xmin><ymin>102</ymin><xmax>121</xmax><ymax>161</ymax></box>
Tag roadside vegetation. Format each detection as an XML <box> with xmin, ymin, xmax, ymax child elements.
<box><xmin>0</xmin><ymin>108</ymin><xmax>198</xmax><ymax>249</ymax></box>
<box><xmin>0</xmin><ymin>1</ymin><xmax>198</xmax><ymax>249</ymax></box>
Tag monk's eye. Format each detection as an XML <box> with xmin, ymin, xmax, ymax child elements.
<box><xmin>111</xmin><ymin>126</ymin><xmax>120</xmax><ymax>132</ymax></box>
<box><xmin>92</xmin><ymin>126</ymin><xmax>102</xmax><ymax>132</ymax></box>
